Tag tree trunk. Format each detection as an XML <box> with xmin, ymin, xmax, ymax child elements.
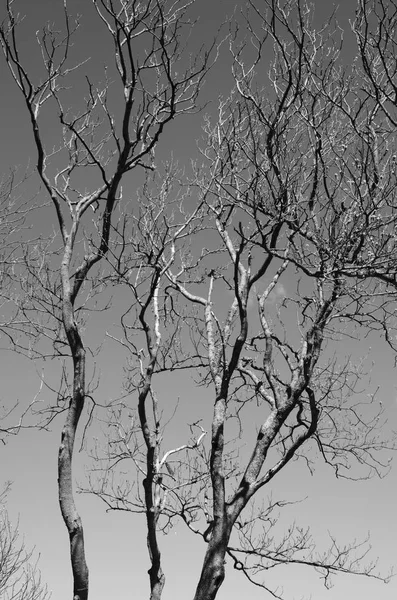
<box><xmin>144</xmin><ymin>475</ymin><xmax>165</xmax><ymax>600</ymax></box>
<box><xmin>58</xmin><ymin>343</ymin><xmax>89</xmax><ymax>600</ymax></box>
<box><xmin>148</xmin><ymin>561</ymin><xmax>165</xmax><ymax>600</ymax></box>
<box><xmin>193</xmin><ymin>520</ymin><xmax>231</xmax><ymax>600</ymax></box>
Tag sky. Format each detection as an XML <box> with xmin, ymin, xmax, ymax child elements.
<box><xmin>0</xmin><ymin>1</ymin><xmax>397</xmax><ymax>600</ymax></box>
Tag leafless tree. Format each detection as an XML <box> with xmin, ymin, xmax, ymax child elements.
<box><xmin>1</xmin><ymin>0</ymin><xmax>397</xmax><ymax>600</ymax></box>
<box><xmin>0</xmin><ymin>169</ymin><xmax>42</xmax><ymax>442</ymax></box>
<box><xmin>82</xmin><ymin>164</ymin><xmax>209</xmax><ymax>600</ymax></box>
<box><xmin>181</xmin><ymin>2</ymin><xmax>397</xmax><ymax>598</ymax></box>
<box><xmin>0</xmin><ymin>1</ymin><xmax>216</xmax><ymax>598</ymax></box>
<box><xmin>0</xmin><ymin>170</ymin><xmax>22</xmax><ymax>441</ymax></box>
<box><xmin>352</xmin><ymin>0</ymin><xmax>397</xmax><ymax>292</ymax></box>
<box><xmin>85</xmin><ymin>2</ymin><xmax>397</xmax><ymax>600</ymax></box>
<box><xmin>0</xmin><ymin>484</ymin><xmax>50</xmax><ymax>600</ymax></box>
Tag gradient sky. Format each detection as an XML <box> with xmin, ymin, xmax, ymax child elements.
<box><xmin>1</xmin><ymin>1</ymin><xmax>396</xmax><ymax>600</ymax></box>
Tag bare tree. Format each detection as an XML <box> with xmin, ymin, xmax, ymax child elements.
<box><xmin>0</xmin><ymin>484</ymin><xmax>50</xmax><ymax>600</ymax></box>
<box><xmin>0</xmin><ymin>2</ymin><xmax>215</xmax><ymax>598</ymax></box>
<box><xmin>0</xmin><ymin>170</ymin><xmax>23</xmax><ymax>441</ymax></box>
<box><xmin>352</xmin><ymin>0</ymin><xmax>397</xmax><ymax>292</ymax></box>
<box><xmin>179</xmin><ymin>2</ymin><xmax>397</xmax><ymax>598</ymax></box>
<box><xmin>82</xmin><ymin>165</ymin><xmax>209</xmax><ymax>600</ymax></box>
<box><xmin>0</xmin><ymin>172</ymin><xmax>49</xmax><ymax>597</ymax></box>
<box><xmin>0</xmin><ymin>169</ymin><xmax>42</xmax><ymax>442</ymax></box>
<box><xmin>1</xmin><ymin>1</ymin><xmax>397</xmax><ymax>600</ymax></box>
<box><xmin>85</xmin><ymin>2</ymin><xmax>397</xmax><ymax>599</ymax></box>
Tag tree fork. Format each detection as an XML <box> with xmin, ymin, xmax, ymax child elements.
<box><xmin>193</xmin><ymin>517</ymin><xmax>232</xmax><ymax>600</ymax></box>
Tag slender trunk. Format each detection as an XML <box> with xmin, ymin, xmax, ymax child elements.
<box><xmin>58</xmin><ymin>313</ymin><xmax>89</xmax><ymax>599</ymax></box>
<box><xmin>193</xmin><ymin>519</ymin><xmax>231</xmax><ymax>600</ymax></box>
<box><xmin>138</xmin><ymin>331</ymin><xmax>165</xmax><ymax>600</ymax></box>
<box><xmin>140</xmin><ymin>433</ymin><xmax>167</xmax><ymax>600</ymax></box>
<box><xmin>148</xmin><ymin>560</ymin><xmax>165</xmax><ymax>600</ymax></box>
<box><xmin>143</xmin><ymin>475</ymin><xmax>165</xmax><ymax>600</ymax></box>
<box><xmin>146</xmin><ymin>514</ymin><xmax>165</xmax><ymax>600</ymax></box>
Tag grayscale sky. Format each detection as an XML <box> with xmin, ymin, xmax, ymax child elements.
<box><xmin>0</xmin><ymin>1</ymin><xmax>396</xmax><ymax>600</ymax></box>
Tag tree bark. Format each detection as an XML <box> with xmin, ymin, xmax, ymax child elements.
<box><xmin>58</xmin><ymin>287</ymin><xmax>89</xmax><ymax>600</ymax></box>
<box><xmin>58</xmin><ymin>344</ymin><xmax>89</xmax><ymax>600</ymax></box>
<box><xmin>193</xmin><ymin>519</ymin><xmax>231</xmax><ymax>600</ymax></box>
<box><xmin>143</xmin><ymin>472</ymin><xmax>165</xmax><ymax>600</ymax></box>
